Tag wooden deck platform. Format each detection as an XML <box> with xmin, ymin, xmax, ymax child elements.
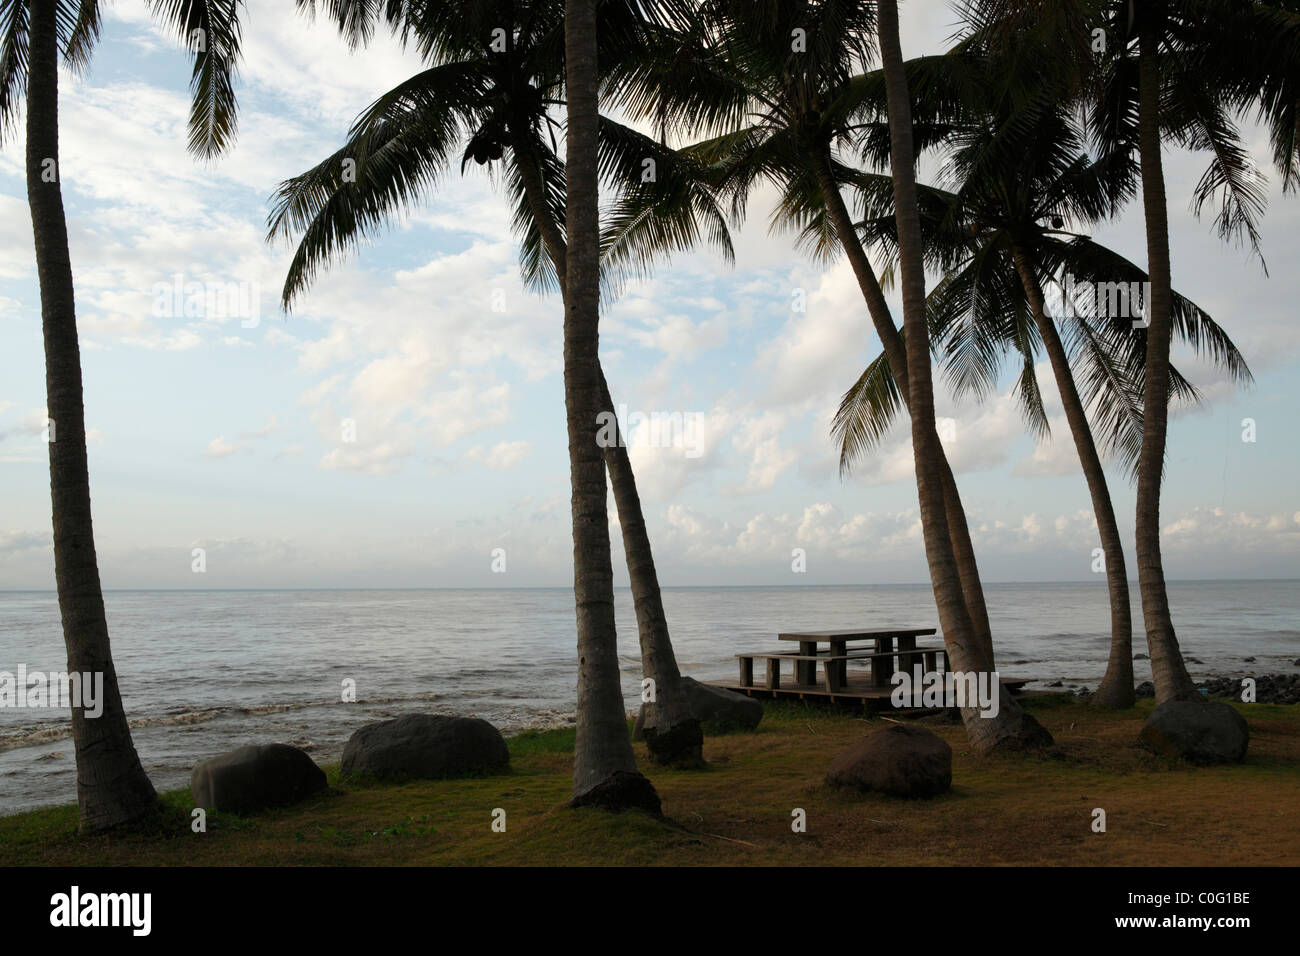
<box><xmin>708</xmin><ymin>672</ymin><xmax>1033</xmax><ymax>710</ymax></box>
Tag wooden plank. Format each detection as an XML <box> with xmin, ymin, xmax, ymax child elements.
<box><xmin>873</xmin><ymin>635</ymin><xmax>895</xmax><ymax>688</ymax></box>
<box><xmin>778</xmin><ymin>628</ymin><xmax>937</xmax><ymax>641</ymax></box>
<box><xmin>739</xmin><ymin>656</ymin><xmax>754</xmax><ymax>687</ymax></box>
<box><xmin>734</xmin><ymin>647</ymin><xmax>945</xmax><ymax>662</ymax></box>
<box><xmin>823</xmin><ymin>659</ymin><xmax>845</xmax><ymax>693</ymax></box>
<box><xmin>797</xmin><ymin>640</ymin><xmax>817</xmax><ymax>684</ymax></box>
<box><xmin>765</xmin><ymin>657</ymin><xmax>782</xmax><ymax>690</ymax></box>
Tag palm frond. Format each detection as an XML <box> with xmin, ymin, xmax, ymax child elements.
<box><xmin>148</xmin><ymin>0</ymin><xmax>247</xmax><ymax>158</ymax></box>
<box><xmin>832</xmin><ymin>346</ymin><xmax>904</xmax><ymax>478</ymax></box>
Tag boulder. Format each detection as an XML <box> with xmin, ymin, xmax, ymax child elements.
<box><xmin>826</xmin><ymin>723</ymin><xmax>952</xmax><ymax>798</ymax></box>
<box><xmin>341</xmin><ymin>714</ymin><xmax>509</xmax><ymax>780</ymax></box>
<box><xmin>1140</xmin><ymin>700</ymin><xmax>1249</xmax><ymax>764</ymax></box>
<box><xmin>633</xmin><ymin>676</ymin><xmax>762</xmax><ymax>739</ymax></box>
<box><xmin>191</xmin><ymin>743</ymin><xmax>327</xmax><ymax>815</ymax></box>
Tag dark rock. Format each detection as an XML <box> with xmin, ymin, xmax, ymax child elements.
<box><xmin>1135</xmin><ymin>680</ymin><xmax>1155</xmax><ymax>699</ymax></box>
<box><xmin>634</xmin><ymin>676</ymin><xmax>762</xmax><ymax>739</ymax></box>
<box><xmin>918</xmin><ymin>706</ymin><xmax>963</xmax><ymax>724</ymax></box>
<box><xmin>1140</xmin><ymin>700</ymin><xmax>1249</xmax><ymax>764</ymax></box>
<box><xmin>1187</xmin><ymin>657</ymin><xmax>1204</xmax><ymax>664</ymax></box>
<box><xmin>1243</xmin><ymin>657</ymin><xmax>1256</xmax><ymax>663</ymax></box>
<box><xmin>1046</xmin><ymin>680</ymin><xmax>1064</xmax><ymax>687</ymax></box>
<box><xmin>191</xmin><ymin>743</ymin><xmax>327</xmax><ymax>815</ymax></box>
<box><xmin>341</xmin><ymin>714</ymin><xmax>508</xmax><ymax>780</ymax></box>
<box><xmin>641</xmin><ymin>717</ymin><xmax>704</xmax><ymax>766</ymax></box>
<box><xmin>826</xmin><ymin>724</ymin><xmax>952</xmax><ymax>798</ymax></box>
<box><xmin>1134</xmin><ymin>653</ymin><xmax>1149</xmax><ymax>660</ymax></box>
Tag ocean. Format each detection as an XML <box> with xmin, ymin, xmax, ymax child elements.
<box><xmin>1</xmin><ymin>581</ymin><xmax>1297</xmax><ymax>815</ymax></box>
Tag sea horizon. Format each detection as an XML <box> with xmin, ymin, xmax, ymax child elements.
<box><xmin>4</xmin><ymin>576</ymin><xmax>1297</xmax><ymax>593</ymax></box>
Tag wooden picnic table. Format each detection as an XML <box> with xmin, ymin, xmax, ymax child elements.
<box><xmin>777</xmin><ymin>628</ymin><xmax>938</xmax><ymax>687</ymax></box>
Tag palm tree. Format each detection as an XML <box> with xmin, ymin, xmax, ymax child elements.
<box><xmin>832</xmin><ymin>46</ymin><xmax>1248</xmax><ymax>712</ymax></box>
<box><xmin>561</xmin><ymin>0</ymin><xmax>660</xmax><ymax>810</ymax></box>
<box><xmin>273</xmin><ymin>0</ymin><xmax>710</xmax><ymax>771</ymax></box>
<box><xmin>608</xmin><ymin>0</ymin><xmax>1001</xmax><ymax>674</ymax></box>
<box><xmin>514</xmin><ymin>123</ymin><xmax>710</xmax><ymax>764</ymax></box>
<box><xmin>3</xmin><ymin>0</ymin><xmax>246</xmax><ymax>831</ymax></box>
<box><xmin>963</xmin><ymin>0</ymin><xmax>1299</xmax><ymax>706</ymax></box>
<box><xmin>612</xmin><ymin>0</ymin><xmax>1050</xmax><ymax>750</ymax></box>
<box><xmin>872</xmin><ymin>0</ymin><xmax>1048</xmax><ymax>751</ymax></box>
<box><xmin>833</xmin><ymin>49</ymin><xmax>1251</xmax><ymax>708</ymax></box>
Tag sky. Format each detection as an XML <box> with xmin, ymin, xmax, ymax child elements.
<box><xmin>1</xmin><ymin>2</ymin><xmax>1298</xmax><ymax>590</ymax></box>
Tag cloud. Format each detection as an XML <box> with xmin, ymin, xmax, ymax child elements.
<box><xmin>319</xmin><ymin>439</ymin><xmax>414</xmax><ymax>476</ymax></box>
<box><xmin>727</xmin><ymin>411</ymin><xmax>798</xmax><ymax>494</ymax></box>
<box><xmin>466</xmin><ymin>440</ymin><xmax>531</xmax><ymax>470</ymax></box>
<box><xmin>0</xmin><ymin>530</ymin><xmax>50</xmax><ymax>554</ymax></box>
<box><xmin>204</xmin><ymin>437</ymin><xmax>245</xmax><ymax>458</ymax></box>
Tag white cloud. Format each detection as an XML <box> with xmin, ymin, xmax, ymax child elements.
<box><xmin>204</xmin><ymin>437</ymin><xmax>245</xmax><ymax>458</ymax></box>
<box><xmin>466</xmin><ymin>440</ymin><xmax>531</xmax><ymax>470</ymax></box>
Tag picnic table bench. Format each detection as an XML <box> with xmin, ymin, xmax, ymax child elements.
<box><xmin>779</xmin><ymin>628</ymin><xmax>939</xmax><ymax>685</ymax></box>
<box><xmin>736</xmin><ymin>628</ymin><xmax>947</xmax><ymax>693</ymax></box>
<box><xmin>736</xmin><ymin>646</ymin><xmax>949</xmax><ymax>693</ymax></box>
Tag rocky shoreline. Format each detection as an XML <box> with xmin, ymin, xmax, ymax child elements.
<box><xmin>1039</xmin><ymin>672</ymin><xmax>1300</xmax><ymax>705</ymax></box>
<box><xmin>1143</xmin><ymin>673</ymin><xmax>1300</xmax><ymax>705</ymax></box>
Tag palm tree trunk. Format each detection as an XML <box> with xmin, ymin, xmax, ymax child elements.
<box><xmin>598</xmin><ymin>380</ymin><xmax>702</xmax><ymax>764</ymax></box>
<box><xmin>1135</xmin><ymin>28</ymin><xmax>1199</xmax><ymax>703</ymax></box>
<box><xmin>563</xmin><ymin>0</ymin><xmax>661</xmax><ymax>811</ymax></box>
<box><xmin>877</xmin><ymin>0</ymin><xmax>1049</xmax><ymax>751</ymax></box>
<box><xmin>1011</xmin><ymin>244</ymin><xmax>1134</xmax><ymax>708</ymax></box>
<box><xmin>25</xmin><ymin>0</ymin><xmax>158</xmax><ymax>832</ymax></box>
<box><xmin>809</xmin><ymin>152</ymin><xmax>995</xmax><ymax>673</ymax></box>
<box><xmin>509</xmin><ymin>129</ymin><xmax>701</xmax><ymax>765</ymax></box>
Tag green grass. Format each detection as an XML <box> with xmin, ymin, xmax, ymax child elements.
<box><xmin>2</xmin><ymin>694</ymin><xmax>1297</xmax><ymax>866</ymax></box>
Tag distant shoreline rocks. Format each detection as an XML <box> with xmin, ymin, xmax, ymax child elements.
<box><xmin>1132</xmin><ymin>673</ymin><xmax>1300</xmax><ymax>705</ymax></box>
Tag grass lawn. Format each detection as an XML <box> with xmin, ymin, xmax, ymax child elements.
<box><xmin>3</xmin><ymin>694</ymin><xmax>1297</xmax><ymax>866</ymax></box>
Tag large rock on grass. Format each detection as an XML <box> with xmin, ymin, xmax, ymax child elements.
<box><xmin>1140</xmin><ymin>700</ymin><xmax>1249</xmax><ymax>764</ymax></box>
<box><xmin>341</xmin><ymin>714</ymin><xmax>509</xmax><ymax>780</ymax></box>
<box><xmin>633</xmin><ymin>676</ymin><xmax>762</xmax><ymax>739</ymax></box>
<box><xmin>191</xmin><ymin>743</ymin><xmax>327</xmax><ymax>815</ymax></box>
<box><xmin>826</xmin><ymin>724</ymin><xmax>952</xmax><ymax>798</ymax></box>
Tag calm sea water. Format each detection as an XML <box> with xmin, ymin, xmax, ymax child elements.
<box><xmin>1</xmin><ymin>581</ymin><xmax>1297</xmax><ymax>815</ymax></box>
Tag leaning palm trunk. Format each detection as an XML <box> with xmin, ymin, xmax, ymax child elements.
<box><xmin>1011</xmin><ymin>245</ymin><xmax>1134</xmax><ymax>708</ymax></box>
<box><xmin>1135</xmin><ymin>31</ymin><xmax>1199</xmax><ymax>704</ymax></box>
<box><xmin>509</xmin><ymin>131</ymin><xmax>702</xmax><ymax>766</ymax></box>
<box><xmin>599</xmin><ymin>378</ymin><xmax>703</xmax><ymax>764</ymax></box>
<box><xmin>26</xmin><ymin>0</ymin><xmax>158</xmax><ymax>831</ymax></box>
<box><xmin>564</xmin><ymin>0</ymin><xmax>661</xmax><ymax>810</ymax></box>
<box><xmin>877</xmin><ymin>0</ymin><xmax>1049</xmax><ymax>750</ymax></box>
<box><xmin>809</xmin><ymin>153</ymin><xmax>995</xmax><ymax>673</ymax></box>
